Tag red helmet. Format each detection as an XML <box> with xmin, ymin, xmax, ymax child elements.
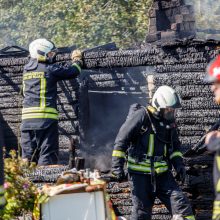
<box><xmin>204</xmin><ymin>55</ymin><xmax>220</xmax><ymax>83</ymax></box>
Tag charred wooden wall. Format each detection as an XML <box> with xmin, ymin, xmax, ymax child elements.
<box><xmin>81</xmin><ymin>40</ymin><xmax>220</xmax><ymax>220</ymax></box>
<box><xmin>0</xmin><ymin>40</ymin><xmax>220</xmax><ymax>219</ymax></box>
<box><xmin>79</xmin><ymin>66</ymin><xmax>151</xmax><ymax>170</ymax></box>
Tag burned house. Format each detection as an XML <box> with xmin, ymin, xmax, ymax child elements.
<box><xmin>1</xmin><ymin>0</ymin><xmax>220</xmax><ymax>219</ymax></box>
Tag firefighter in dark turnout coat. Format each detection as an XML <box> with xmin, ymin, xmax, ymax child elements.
<box><xmin>111</xmin><ymin>86</ymin><xmax>195</xmax><ymax>220</ymax></box>
<box><xmin>204</xmin><ymin>55</ymin><xmax>220</xmax><ymax>220</ymax></box>
<box><xmin>21</xmin><ymin>38</ymin><xmax>82</xmax><ymax>165</ymax></box>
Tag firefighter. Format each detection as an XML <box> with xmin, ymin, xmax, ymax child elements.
<box><xmin>204</xmin><ymin>55</ymin><xmax>220</xmax><ymax>220</ymax></box>
<box><xmin>21</xmin><ymin>38</ymin><xmax>82</xmax><ymax>165</ymax></box>
<box><xmin>111</xmin><ymin>86</ymin><xmax>195</xmax><ymax>220</ymax></box>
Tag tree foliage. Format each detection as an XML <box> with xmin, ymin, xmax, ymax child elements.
<box><xmin>0</xmin><ymin>0</ymin><xmax>153</xmax><ymax>49</ymax></box>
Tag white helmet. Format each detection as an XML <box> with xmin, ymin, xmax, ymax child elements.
<box><xmin>29</xmin><ymin>38</ymin><xmax>56</xmax><ymax>61</ymax></box>
<box><xmin>152</xmin><ymin>86</ymin><xmax>181</xmax><ymax>110</ymax></box>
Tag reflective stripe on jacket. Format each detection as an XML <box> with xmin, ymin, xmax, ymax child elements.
<box><xmin>21</xmin><ymin>58</ymin><xmax>81</xmax><ymax>130</ymax></box>
<box><xmin>213</xmin><ymin>200</ymin><xmax>220</xmax><ymax>220</ymax></box>
<box><xmin>112</xmin><ymin>104</ymin><xmax>183</xmax><ymax>175</ymax></box>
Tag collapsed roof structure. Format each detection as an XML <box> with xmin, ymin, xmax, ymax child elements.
<box><xmin>0</xmin><ymin>0</ymin><xmax>220</xmax><ymax>219</ymax></box>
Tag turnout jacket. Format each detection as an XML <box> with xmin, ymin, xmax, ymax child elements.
<box><xmin>21</xmin><ymin>58</ymin><xmax>81</xmax><ymax>131</ymax></box>
<box><xmin>112</xmin><ymin>104</ymin><xmax>184</xmax><ymax>175</ymax></box>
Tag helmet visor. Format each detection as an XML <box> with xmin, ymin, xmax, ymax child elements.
<box><xmin>171</xmin><ymin>93</ymin><xmax>182</xmax><ymax>109</ymax></box>
<box><xmin>161</xmin><ymin>108</ymin><xmax>176</xmax><ymax>122</ymax></box>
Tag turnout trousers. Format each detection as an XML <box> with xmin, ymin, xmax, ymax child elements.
<box><xmin>129</xmin><ymin>171</ymin><xmax>194</xmax><ymax>220</ymax></box>
<box><xmin>21</xmin><ymin>121</ymin><xmax>59</xmax><ymax>165</ymax></box>
<box><xmin>212</xmin><ymin>155</ymin><xmax>220</xmax><ymax>220</ymax></box>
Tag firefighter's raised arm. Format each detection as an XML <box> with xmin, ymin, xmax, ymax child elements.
<box><xmin>50</xmin><ymin>49</ymin><xmax>83</xmax><ymax>80</ymax></box>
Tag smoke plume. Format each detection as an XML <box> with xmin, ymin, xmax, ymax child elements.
<box><xmin>184</xmin><ymin>0</ymin><xmax>220</xmax><ymax>39</ymax></box>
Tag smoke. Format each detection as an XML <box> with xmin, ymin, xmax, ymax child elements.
<box><xmin>79</xmin><ymin>66</ymin><xmax>153</xmax><ymax>171</ymax></box>
<box><xmin>184</xmin><ymin>0</ymin><xmax>220</xmax><ymax>39</ymax></box>
<box><xmin>0</xmin><ymin>36</ymin><xmax>15</xmax><ymax>50</ymax></box>
<box><xmin>80</xmin><ymin>142</ymin><xmax>113</xmax><ymax>172</ymax></box>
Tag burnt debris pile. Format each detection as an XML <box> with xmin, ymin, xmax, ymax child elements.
<box><xmin>26</xmin><ymin>165</ymin><xmax>69</xmax><ymax>185</ymax></box>
<box><xmin>0</xmin><ymin>39</ymin><xmax>220</xmax><ymax>219</ymax></box>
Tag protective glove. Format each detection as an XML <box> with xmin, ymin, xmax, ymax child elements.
<box><xmin>111</xmin><ymin>167</ymin><xmax>126</xmax><ymax>182</ymax></box>
<box><xmin>71</xmin><ymin>49</ymin><xmax>83</xmax><ymax>66</ymax></box>
<box><xmin>175</xmin><ymin>166</ymin><xmax>186</xmax><ymax>184</ymax></box>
